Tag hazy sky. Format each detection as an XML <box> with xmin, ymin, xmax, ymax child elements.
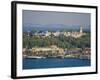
<box><xmin>23</xmin><ymin>10</ymin><xmax>90</xmax><ymax>26</ymax></box>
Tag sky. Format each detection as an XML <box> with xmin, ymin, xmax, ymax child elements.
<box><xmin>23</xmin><ymin>10</ymin><xmax>90</xmax><ymax>26</ymax></box>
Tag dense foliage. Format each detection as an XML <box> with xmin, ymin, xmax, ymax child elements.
<box><xmin>23</xmin><ymin>32</ymin><xmax>90</xmax><ymax>49</ymax></box>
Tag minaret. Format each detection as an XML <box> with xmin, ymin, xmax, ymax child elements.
<box><xmin>80</xmin><ymin>26</ymin><xmax>83</xmax><ymax>33</ymax></box>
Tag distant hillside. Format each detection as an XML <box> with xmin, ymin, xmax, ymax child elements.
<box><xmin>23</xmin><ymin>24</ymin><xmax>90</xmax><ymax>32</ymax></box>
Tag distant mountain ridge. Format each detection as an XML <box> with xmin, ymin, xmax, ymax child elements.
<box><xmin>23</xmin><ymin>24</ymin><xmax>90</xmax><ymax>32</ymax></box>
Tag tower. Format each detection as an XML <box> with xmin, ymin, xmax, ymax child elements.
<box><xmin>80</xmin><ymin>26</ymin><xmax>83</xmax><ymax>33</ymax></box>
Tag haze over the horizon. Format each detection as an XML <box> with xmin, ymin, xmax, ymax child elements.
<box><xmin>22</xmin><ymin>10</ymin><xmax>91</xmax><ymax>31</ymax></box>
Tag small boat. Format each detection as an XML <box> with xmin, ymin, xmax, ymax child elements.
<box><xmin>56</xmin><ymin>55</ymin><xmax>65</xmax><ymax>59</ymax></box>
<box><xmin>26</xmin><ymin>56</ymin><xmax>46</xmax><ymax>59</ymax></box>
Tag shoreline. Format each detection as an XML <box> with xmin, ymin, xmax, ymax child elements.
<box><xmin>23</xmin><ymin>56</ymin><xmax>90</xmax><ymax>60</ymax></box>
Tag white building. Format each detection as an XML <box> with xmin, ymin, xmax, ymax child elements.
<box><xmin>33</xmin><ymin>26</ymin><xmax>86</xmax><ymax>38</ymax></box>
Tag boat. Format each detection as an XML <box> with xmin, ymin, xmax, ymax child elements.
<box><xmin>25</xmin><ymin>56</ymin><xmax>46</xmax><ymax>59</ymax></box>
<box><xmin>79</xmin><ymin>54</ymin><xmax>91</xmax><ymax>60</ymax></box>
<box><xmin>56</xmin><ymin>55</ymin><xmax>65</xmax><ymax>59</ymax></box>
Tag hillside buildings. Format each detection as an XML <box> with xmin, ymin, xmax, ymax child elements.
<box><xmin>23</xmin><ymin>26</ymin><xmax>90</xmax><ymax>59</ymax></box>
<box><xmin>23</xmin><ymin>45</ymin><xmax>91</xmax><ymax>59</ymax></box>
<box><xmin>33</xmin><ymin>26</ymin><xmax>86</xmax><ymax>38</ymax></box>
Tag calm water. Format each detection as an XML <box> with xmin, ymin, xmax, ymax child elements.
<box><xmin>23</xmin><ymin>58</ymin><xmax>90</xmax><ymax>69</ymax></box>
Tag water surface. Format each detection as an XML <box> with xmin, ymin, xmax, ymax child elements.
<box><xmin>23</xmin><ymin>58</ymin><xmax>90</xmax><ymax>69</ymax></box>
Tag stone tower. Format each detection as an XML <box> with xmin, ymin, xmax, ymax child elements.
<box><xmin>80</xmin><ymin>26</ymin><xmax>83</xmax><ymax>33</ymax></box>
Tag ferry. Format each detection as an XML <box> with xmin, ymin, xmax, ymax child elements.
<box><xmin>25</xmin><ymin>56</ymin><xmax>46</xmax><ymax>59</ymax></box>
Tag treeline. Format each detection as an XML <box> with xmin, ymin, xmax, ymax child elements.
<box><xmin>23</xmin><ymin>32</ymin><xmax>90</xmax><ymax>49</ymax></box>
